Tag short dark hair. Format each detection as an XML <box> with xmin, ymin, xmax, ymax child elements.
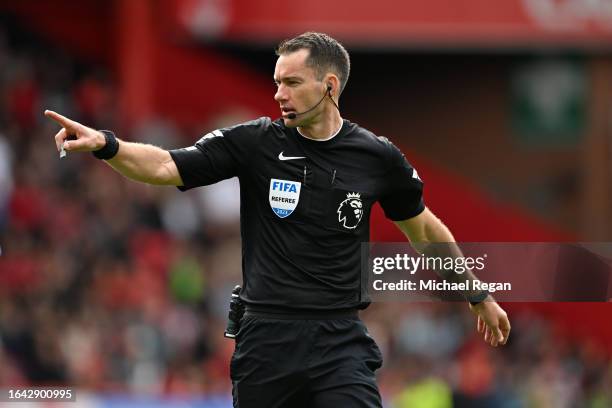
<box><xmin>276</xmin><ymin>32</ymin><xmax>350</xmax><ymax>96</ymax></box>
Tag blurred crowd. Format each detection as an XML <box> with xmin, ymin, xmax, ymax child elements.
<box><xmin>0</xmin><ymin>20</ymin><xmax>610</xmax><ymax>408</ymax></box>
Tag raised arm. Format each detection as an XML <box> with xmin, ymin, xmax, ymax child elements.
<box><xmin>45</xmin><ymin>110</ymin><xmax>182</xmax><ymax>186</ymax></box>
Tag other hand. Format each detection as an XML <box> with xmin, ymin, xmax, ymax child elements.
<box><xmin>469</xmin><ymin>297</ymin><xmax>511</xmax><ymax>347</ymax></box>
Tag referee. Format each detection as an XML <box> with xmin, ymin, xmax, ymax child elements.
<box><xmin>46</xmin><ymin>32</ymin><xmax>510</xmax><ymax>408</ymax></box>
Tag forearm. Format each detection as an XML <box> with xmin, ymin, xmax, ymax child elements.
<box><xmin>417</xmin><ymin>225</ymin><xmax>484</xmax><ymax>298</ymax></box>
<box><xmin>422</xmin><ymin>242</ymin><xmax>482</xmax><ymax>299</ymax></box>
<box><xmin>45</xmin><ymin>110</ymin><xmax>183</xmax><ymax>186</ymax></box>
<box><xmin>396</xmin><ymin>210</ymin><xmax>486</xmax><ymax>299</ymax></box>
<box><xmin>105</xmin><ymin>139</ymin><xmax>181</xmax><ymax>186</ymax></box>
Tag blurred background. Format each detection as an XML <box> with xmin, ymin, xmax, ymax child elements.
<box><xmin>0</xmin><ymin>0</ymin><xmax>611</xmax><ymax>407</ymax></box>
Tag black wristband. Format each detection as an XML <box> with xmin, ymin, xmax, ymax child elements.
<box><xmin>468</xmin><ymin>290</ymin><xmax>490</xmax><ymax>306</ymax></box>
<box><xmin>92</xmin><ymin>130</ymin><xmax>119</xmax><ymax>160</ymax></box>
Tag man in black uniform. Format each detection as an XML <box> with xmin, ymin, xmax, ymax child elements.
<box><xmin>46</xmin><ymin>32</ymin><xmax>510</xmax><ymax>408</ymax></box>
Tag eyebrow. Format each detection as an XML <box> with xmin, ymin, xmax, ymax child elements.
<box><xmin>273</xmin><ymin>76</ymin><xmax>303</xmax><ymax>83</ymax></box>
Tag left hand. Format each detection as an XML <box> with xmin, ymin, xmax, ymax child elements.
<box><xmin>469</xmin><ymin>297</ymin><xmax>511</xmax><ymax>347</ymax></box>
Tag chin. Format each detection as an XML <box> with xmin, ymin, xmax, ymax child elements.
<box><xmin>282</xmin><ymin>118</ymin><xmax>299</xmax><ymax>128</ymax></box>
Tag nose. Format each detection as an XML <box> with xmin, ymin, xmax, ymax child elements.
<box><xmin>274</xmin><ymin>85</ymin><xmax>287</xmax><ymax>103</ymax></box>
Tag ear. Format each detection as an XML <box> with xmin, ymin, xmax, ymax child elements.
<box><xmin>325</xmin><ymin>75</ymin><xmax>340</xmax><ymax>97</ymax></box>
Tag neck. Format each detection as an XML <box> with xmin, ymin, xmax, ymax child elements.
<box><xmin>297</xmin><ymin>110</ymin><xmax>343</xmax><ymax>141</ymax></box>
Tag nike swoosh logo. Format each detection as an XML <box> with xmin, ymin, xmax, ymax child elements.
<box><xmin>278</xmin><ymin>152</ymin><xmax>306</xmax><ymax>161</ymax></box>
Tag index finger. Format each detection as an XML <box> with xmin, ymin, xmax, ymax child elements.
<box><xmin>494</xmin><ymin>327</ymin><xmax>504</xmax><ymax>344</ymax></box>
<box><xmin>44</xmin><ymin>110</ymin><xmax>76</xmax><ymax>129</ymax></box>
<box><xmin>500</xmin><ymin>318</ymin><xmax>511</xmax><ymax>345</ymax></box>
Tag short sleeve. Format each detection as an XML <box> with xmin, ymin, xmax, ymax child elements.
<box><xmin>169</xmin><ymin>117</ymin><xmax>268</xmax><ymax>191</ymax></box>
<box><xmin>378</xmin><ymin>139</ymin><xmax>425</xmax><ymax>220</ymax></box>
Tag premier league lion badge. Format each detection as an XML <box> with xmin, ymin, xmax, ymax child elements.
<box><xmin>337</xmin><ymin>192</ymin><xmax>363</xmax><ymax>229</ymax></box>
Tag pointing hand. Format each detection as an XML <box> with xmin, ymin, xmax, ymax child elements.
<box><xmin>44</xmin><ymin>110</ymin><xmax>106</xmax><ymax>154</ymax></box>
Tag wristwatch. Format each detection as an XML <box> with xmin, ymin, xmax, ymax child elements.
<box><xmin>468</xmin><ymin>290</ymin><xmax>490</xmax><ymax>306</ymax></box>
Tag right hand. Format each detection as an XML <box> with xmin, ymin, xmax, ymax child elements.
<box><xmin>45</xmin><ymin>110</ymin><xmax>106</xmax><ymax>153</ymax></box>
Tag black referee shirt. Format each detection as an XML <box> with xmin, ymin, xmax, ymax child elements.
<box><xmin>169</xmin><ymin>117</ymin><xmax>424</xmax><ymax>310</ymax></box>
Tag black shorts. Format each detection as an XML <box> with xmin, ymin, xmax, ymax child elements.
<box><xmin>230</xmin><ymin>310</ymin><xmax>383</xmax><ymax>408</ymax></box>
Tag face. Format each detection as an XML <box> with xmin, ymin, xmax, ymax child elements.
<box><xmin>274</xmin><ymin>49</ymin><xmax>328</xmax><ymax>127</ymax></box>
